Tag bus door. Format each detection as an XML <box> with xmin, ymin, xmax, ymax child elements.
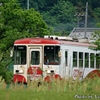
<box><xmin>28</xmin><ymin>47</ymin><xmax>43</xmax><ymax>80</ymax></box>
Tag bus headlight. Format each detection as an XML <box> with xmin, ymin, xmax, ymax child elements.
<box><xmin>46</xmin><ymin>69</ymin><xmax>55</xmax><ymax>75</ymax></box>
<box><xmin>19</xmin><ymin>70</ymin><xmax>24</xmax><ymax>74</ymax></box>
<box><xmin>47</xmin><ymin>70</ymin><xmax>50</xmax><ymax>74</ymax></box>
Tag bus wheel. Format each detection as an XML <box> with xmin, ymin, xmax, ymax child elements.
<box><xmin>85</xmin><ymin>70</ymin><xmax>100</xmax><ymax>80</ymax></box>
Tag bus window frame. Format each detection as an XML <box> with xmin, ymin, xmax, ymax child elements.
<box><xmin>14</xmin><ymin>45</ymin><xmax>27</xmax><ymax>65</ymax></box>
<box><xmin>44</xmin><ymin>45</ymin><xmax>60</xmax><ymax>65</ymax></box>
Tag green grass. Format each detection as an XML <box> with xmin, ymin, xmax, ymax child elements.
<box><xmin>0</xmin><ymin>77</ymin><xmax>100</xmax><ymax>100</ymax></box>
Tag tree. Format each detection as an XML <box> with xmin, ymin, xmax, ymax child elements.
<box><xmin>94</xmin><ymin>7</ymin><xmax>100</xmax><ymax>22</ymax></box>
<box><xmin>93</xmin><ymin>28</ymin><xmax>100</xmax><ymax>50</ymax></box>
<box><xmin>0</xmin><ymin>0</ymin><xmax>50</xmax><ymax>83</ymax></box>
<box><xmin>42</xmin><ymin>1</ymin><xmax>77</xmax><ymax>33</ymax></box>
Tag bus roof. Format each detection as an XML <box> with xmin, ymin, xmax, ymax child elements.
<box><xmin>60</xmin><ymin>41</ymin><xmax>96</xmax><ymax>47</ymax></box>
<box><xmin>14</xmin><ymin>38</ymin><xmax>60</xmax><ymax>44</ymax></box>
<box><xmin>14</xmin><ymin>37</ymin><xmax>96</xmax><ymax>47</ymax></box>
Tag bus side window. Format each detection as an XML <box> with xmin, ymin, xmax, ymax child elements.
<box><xmin>90</xmin><ymin>53</ymin><xmax>95</xmax><ymax>68</ymax></box>
<box><xmin>85</xmin><ymin>53</ymin><xmax>89</xmax><ymax>68</ymax></box>
<box><xmin>65</xmin><ymin>51</ymin><xmax>68</xmax><ymax>66</ymax></box>
<box><xmin>96</xmin><ymin>54</ymin><xmax>100</xmax><ymax>68</ymax></box>
<box><xmin>79</xmin><ymin>52</ymin><xmax>83</xmax><ymax>68</ymax></box>
<box><xmin>73</xmin><ymin>52</ymin><xmax>77</xmax><ymax>67</ymax></box>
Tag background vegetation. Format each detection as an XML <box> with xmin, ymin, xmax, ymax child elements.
<box><xmin>0</xmin><ymin>0</ymin><xmax>100</xmax><ymax>83</ymax></box>
<box><xmin>18</xmin><ymin>0</ymin><xmax>100</xmax><ymax>32</ymax></box>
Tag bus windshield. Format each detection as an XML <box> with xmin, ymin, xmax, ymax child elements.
<box><xmin>14</xmin><ymin>46</ymin><xmax>27</xmax><ymax>65</ymax></box>
<box><xmin>44</xmin><ymin>46</ymin><xmax>60</xmax><ymax>65</ymax></box>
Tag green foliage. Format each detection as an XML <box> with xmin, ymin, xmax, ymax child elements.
<box><xmin>0</xmin><ymin>78</ymin><xmax>100</xmax><ymax>99</ymax></box>
<box><xmin>18</xmin><ymin>0</ymin><xmax>100</xmax><ymax>33</ymax></box>
<box><xmin>0</xmin><ymin>0</ymin><xmax>50</xmax><ymax>39</ymax></box>
<box><xmin>42</xmin><ymin>1</ymin><xmax>76</xmax><ymax>32</ymax></box>
<box><xmin>51</xmin><ymin>1</ymin><xmax>76</xmax><ymax>23</ymax></box>
<box><xmin>0</xmin><ymin>0</ymin><xmax>50</xmax><ymax>83</ymax></box>
<box><xmin>92</xmin><ymin>29</ymin><xmax>100</xmax><ymax>50</ymax></box>
<box><xmin>94</xmin><ymin>7</ymin><xmax>100</xmax><ymax>21</ymax></box>
<box><xmin>0</xmin><ymin>76</ymin><xmax>5</xmax><ymax>90</ymax></box>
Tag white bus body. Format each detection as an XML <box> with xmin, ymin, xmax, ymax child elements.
<box><xmin>13</xmin><ymin>36</ymin><xmax>100</xmax><ymax>83</ymax></box>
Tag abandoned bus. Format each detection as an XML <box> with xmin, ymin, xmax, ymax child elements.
<box><xmin>13</xmin><ymin>36</ymin><xmax>100</xmax><ymax>83</ymax></box>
